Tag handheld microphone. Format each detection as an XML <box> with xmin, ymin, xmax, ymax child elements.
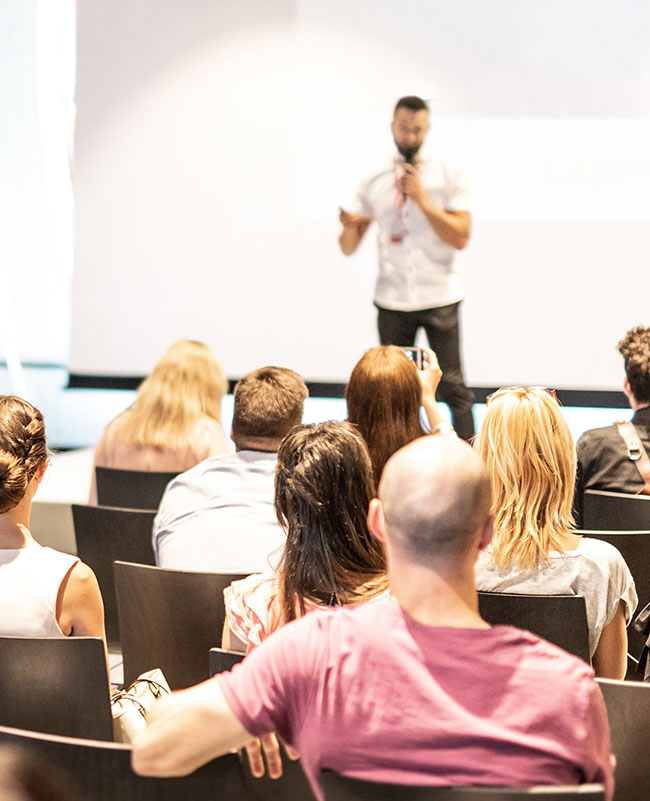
<box><xmin>402</xmin><ymin>147</ymin><xmax>417</xmax><ymax>202</ymax></box>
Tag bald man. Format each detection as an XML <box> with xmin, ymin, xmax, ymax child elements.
<box><xmin>132</xmin><ymin>437</ymin><xmax>614</xmax><ymax>800</ymax></box>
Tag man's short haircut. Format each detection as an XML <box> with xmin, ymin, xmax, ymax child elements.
<box><xmin>618</xmin><ymin>325</ymin><xmax>650</xmax><ymax>404</ymax></box>
<box><xmin>393</xmin><ymin>96</ymin><xmax>429</xmax><ymax>116</ymax></box>
<box><xmin>231</xmin><ymin>366</ymin><xmax>308</xmax><ymax>441</ymax></box>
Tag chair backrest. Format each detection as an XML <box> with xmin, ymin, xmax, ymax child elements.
<box><xmin>596</xmin><ymin>678</ymin><xmax>650</xmax><ymax>801</ymax></box>
<box><xmin>321</xmin><ymin>772</ymin><xmax>605</xmax><ymax>800</ymax></box>
<box><xmin>71</xmin><ymin>505</ymin><xmax>156</xmax><ymax>647</ymax></box>
<box><xmin>0</xmin><ymin>637</ymin><xmax>112</xmax><ymax>741</ymax></box>
<box><xmin>209</xmin><ymin>647</ymin><xmax>245</xmax><ymax>676</ymax></box>
<box><xmin>114</xmin><ymin>561</ymin><xmax>249</xmax><ymax>689</ymax></box>
<box><xmin>583</xmin><ymin>489</ymin><xmax>650</xmax><ymax>532</ymax></box>
<box><xmin>95</xmin><ymin>466</ymin><xmax>179</xmax><ymax>510</ymax></box>
<box><xmin>0</xmin><ymin>725</ymin><xmax>246</xmax><ymax>801</ymax></box>
<box><xmin>477</xmin><ymin>592</ymin><xmax>590</xmax><ymax>663</ymax></box>
<box><xmin>577</xmin><ymin>529</ymin><xmax>650</xmax><ymax>662</ymax></box>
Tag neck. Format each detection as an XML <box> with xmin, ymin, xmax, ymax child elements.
<box><xmin>388</xmin><ymin>553</ymin><xmax>489</xmax><ymax>629</ymax></box>
<box><xmin>632</xmin><ymin>400</ymin><xmax>650</xmax><ymax>412</ymax></box>
<box><xmin>234</xmin><ymin>437</ymin><xmax>281</xmax><ymax>453</ymax></box>
<box><xmin>0</xmin><ymin>496</ymin><xmax>34</xmax><ymax>548</ymax></box>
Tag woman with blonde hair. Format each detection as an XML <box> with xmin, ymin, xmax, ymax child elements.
<box><xmin>0</xmin><ymin>396</ymin><xmax>106</xmax><ymax>650</ymax></box>
<box><xmin>346</xmin><ymin>345</ymin><xmax>449</xmax><ymax>486</ymax></box>
<box><xmin>475</xmin><ymin>387</ymin><xmax>637</xmax><ymax>679</ymax></box>
<box><xmin>89</xmin><ymin>340</ymin><xmax>228</xmax><ymax>503</ymax></box>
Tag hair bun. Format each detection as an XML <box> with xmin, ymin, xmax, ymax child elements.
<box><xmin>0</xmin><ymin>450</ymin><xmax>30</xmax><ymax>513</ymax></box>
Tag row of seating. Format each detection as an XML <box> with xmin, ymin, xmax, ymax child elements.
<box><xmin>2</xmin><ymin>671</ymin><xmax>648</xmax><ymax>800</ymax></box>
<box><xmin>93</xmin><ymin>468</ymin><xmax>650</xmax><ymax>531</ymax></box>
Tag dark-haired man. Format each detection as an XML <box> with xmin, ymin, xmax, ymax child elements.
<box><xmin>339</xmin><ymin>95</ymin><xmax>474</xmax><ymax>439</ymax></box>
<box><xmin>575</xmin><ymin>326</ymin><xmax>650</xmax><ymax>525</ymax></box>
<box><xmin>134</xmin><ymin>436</ymin><xmax>613</xmax><ymax>800</ymax></box>
<box><xmin>152</xmin><ymin>366</ymin><xmax>308</xmax><ymax>572</ymax></box>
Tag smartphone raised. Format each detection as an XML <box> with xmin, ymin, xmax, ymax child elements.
<box><xmin>401</xmin><ymin>347</ymin><xmax>424</xmax><ymax>370</ymax></box>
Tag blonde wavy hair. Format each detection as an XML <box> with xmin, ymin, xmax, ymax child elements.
<box><xmin>119</xmin><ymin>340</ymin><xmax>228</xmax><ymax>451</ymax></box>
<box><xmin>475</xmin><ymin>387</ymin><xmax>576</xmax><ymax>571</ymax></box>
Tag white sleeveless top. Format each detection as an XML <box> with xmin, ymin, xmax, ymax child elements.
<box><xmin>0</xmin><ymin>543</ymin><xmax>80</xmax><ymax>637</ymax></box>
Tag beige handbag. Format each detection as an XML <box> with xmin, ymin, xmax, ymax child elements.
<box><xmin>111</xmin><ymin>668</ymin><xmax>171</xmax><ymax>743</ymax></box>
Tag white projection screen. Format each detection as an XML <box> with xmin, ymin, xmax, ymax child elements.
<box><xmin>71</xmin><ymin>0</ymin><xmax>650</xmax><ymax>391</ymax></box>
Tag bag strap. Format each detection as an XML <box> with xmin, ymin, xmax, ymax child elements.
<box><xmin>616</xmin><ymin>421</ymin><xmax>650</xmax><ymax>495</ymax></box>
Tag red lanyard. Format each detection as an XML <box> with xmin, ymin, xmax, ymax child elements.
<box><xmin>392</xmin><ymin>158</ymin><xmax>405</xmax><ymax>209</ymax></box>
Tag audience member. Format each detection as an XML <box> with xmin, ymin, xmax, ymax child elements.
<box><xmin>133</xmin><ymin>436</ymin><xmax>614</xmax><ymax>801</ymax></box>
<box><xmin>88</xmin><ymin>340</ymin><xmax>229</xmax><ymax>504</ymax></box>
<box><xmin>0</xmin><ymin>396</ymin><xmax>106</xmax><ymax>648</ymax></box>
<box><xmin>575</xmin><ymin>325</ymin><xmax>650</xmax><ymax>525</ymax></box>
<box><xmin>152</xmin><ymin>366</ymin><xmax>308</xmax><ymax>572</ymax></box>
<box><xmin>223</xmin><ymin>421</ymin><xmax>387</xmax><ymax>651</ymax></box>
<box><xmin>346</xmin><ymin>344</ymin><xmax>449</xmax><ymax>485</ymax></box>
<box><xmin>474</xmin><ymin>387</ymin><xmax>637</xmax><ymax>679</ymax></box>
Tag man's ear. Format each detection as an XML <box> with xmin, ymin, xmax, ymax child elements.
<box><xmin>623</xmin><ymin>375</ymin><xmax>633</xmax><ymax>401</ymax></box>
<box><xmin>367</xmin><ymin>498</ymin><xmax>386</xmax><ymax>543</ymax></box>
<box><xmin>478</xmin><ymin>515</ymin><xmax>494</xmax><ymax>551</ymax></box>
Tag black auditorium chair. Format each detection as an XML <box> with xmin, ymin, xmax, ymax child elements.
<box><xmin>71</xmin><ymin>504</ymin><xmax>156</xmax><ymax>647</ymax></box>
<box><xmin>477</xmin><ymin>592</ymin><xmax>590</xmax><ymax>663</ymax></box>
<box><xmin>0</xmin><ymin>636</ymin><xmax>112</xmax><ymax>741</ymax></box>
<box><xmin>114</xmin><ymin>561</ymin><xmax>249</xmax><ymax>689</ymax></box>
<box><xmin>0</xmin><ymin>725</ymin><xmax>246</xmax><ymax>801</ymax></box>
<box><xmin>583</xmin><ymin>489</ymin><xmax>650</xmax><ymax>532</ymax></box>
<box><xmin>597</xmin><ymin>678</ymin><xmax>650</xmax><ymax>801</ymax></box>
<box><xmin>209</xmin><ymin>646</ymin><xmax>245</xmax><ymax>676</ymax></box>
<box><xmin>321</xmin><ymin>772</ymin><xmax>605</xmax><ymax>801</ymax></box>
<box><xmin>95</xmin><ymin>466</ymin><xmax>179</xmax><ymax>510</ymax></box>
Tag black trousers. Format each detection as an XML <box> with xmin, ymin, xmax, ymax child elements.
<box><xmin>377</xmin><ymin>302</ymin><xmax>475</xmax><ymax>440</ymax></box>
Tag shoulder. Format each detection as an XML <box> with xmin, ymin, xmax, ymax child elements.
<box><xmin>577</xmin><ymin>424</ymin><xmax>619</xmax><ymax>451</ymax></box>
<box><xmin>35</xmin><ymin>546</ymin><xmax>79</xmax><ymax>573</ymax></box>
<box><xmin>576</xmin><ymin>536</ymin><xmax>628</xmax><ymax>564</ymax></box>
<box><xmin>225</xmin><ymin>571</ymin><xmax>277</xmax><ymax>607</ymax></box>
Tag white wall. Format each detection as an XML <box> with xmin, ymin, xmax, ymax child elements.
<box><xmin>71</xmin><ymin>0</ymin><xmax>650</xmax><ymax>388</ymax></box>
<box><xmin>0</xmin><ymin>0</ymin><xmax>75</xmax><ymax>369</ymax></box>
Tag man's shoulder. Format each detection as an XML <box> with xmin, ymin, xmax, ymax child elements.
<box><xmin>577</xmin><ymin>423</ymin><xmax>620</xmax><ymax>450</ymax></box>
<box><xmin>168</xmin><ymin>450</ymin><xmax>276</xmax><ymax>488</ymax></box>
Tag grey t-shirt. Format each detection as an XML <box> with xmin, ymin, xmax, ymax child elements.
<box><xmin>152</xmin><ymin>450</ymin><xmax>285</xmax><ymax>573</ymax></box>
<box><xmin>475</xmin><ymin>537</ymin><xmax>638</xmax><ymax>658</ymax></box>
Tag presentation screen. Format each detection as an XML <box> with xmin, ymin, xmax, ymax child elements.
<box><xmin>71</xmin><ymin>0</ymin><xmax>650</xmax><ymax>391</ymax></box>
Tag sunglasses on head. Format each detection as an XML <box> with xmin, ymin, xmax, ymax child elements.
<box><xmin>486</xmin><ymin>387</ymin><xmax>558</xmax><ymax>405</ymax></box>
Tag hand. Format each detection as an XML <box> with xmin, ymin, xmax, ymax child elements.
<box><xmin>339</xmin><ymin>209</ymin><xmax>367</xmax><ymax>231</ymax></box>
<box><xmin>418</xmin><ymin>347</ymin><xmax>442</xmax><ymax>400</ymax></box>
<box><xmin>399</xmin><ymin>164</ymin><xmax>425</xmax><ymax>204</ymax></box>
<box><xmin>243</xmin><ymin>733</ymin><xmax>300</xmax><ymax>780</ymax></box>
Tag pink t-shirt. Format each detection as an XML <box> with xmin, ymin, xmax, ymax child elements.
<box><xmin>219</xmin><ymin>597</ymin><xmax>613</xmax><ymax>801</ymax></box>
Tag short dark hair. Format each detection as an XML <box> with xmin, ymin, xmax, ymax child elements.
<box><xmin>231</xmin><ymin>366</ymin><xmax>308</xmax><ymax>441</ymax></box>
<box><xmin>618</xmin><ymin>326</ymin><xmax>650</xmax><ymax>404</ymax></box>
<box><xmin>393</xmin><ymin>96</ymin><xmax>429</xmax><ymax>116</ymax></box>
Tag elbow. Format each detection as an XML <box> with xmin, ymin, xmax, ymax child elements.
<box><xmin>454</xmin><ymin>233</ymin><xmax>470</xmax><ymax>250</ymax></box>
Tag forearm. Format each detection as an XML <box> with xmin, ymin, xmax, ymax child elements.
<box><xmin>422</xmin><ymin>397</ymin><xmax>444</xmax><ymax>431</ymax></box>
<box><xmin>415</xmin><ymin>198</ymin><xmax>470</xmax><ymax>250</ymax></box>
<box><xmin>339</xmin><ymin>227</ymin><xmax>362</xmax><ymax>255</ymax></box>
<box><xmin>132</xmin><ymin>679</ymin><xmax>251</xmax><ymax>776</ymax></box>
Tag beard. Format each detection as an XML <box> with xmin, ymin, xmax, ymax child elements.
<box><xmin>394</xmin><ymin>141</ymin><xmax>420</xmax><ymax>162</ymax></box>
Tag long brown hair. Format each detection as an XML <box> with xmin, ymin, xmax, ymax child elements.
<box><xmin>346</xmin><ymin>346</ymin><xmax>424</xmax><ymax>485</ymax></box>
<box><xmin>119</xmin><ymin>340</ymin><xmax>228</xmax><ymax>450</ymax></box>
<box><xmin>274</xmin><ymin>421</ymin><xmax>386</xmax><ymax>628</ymax></box>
